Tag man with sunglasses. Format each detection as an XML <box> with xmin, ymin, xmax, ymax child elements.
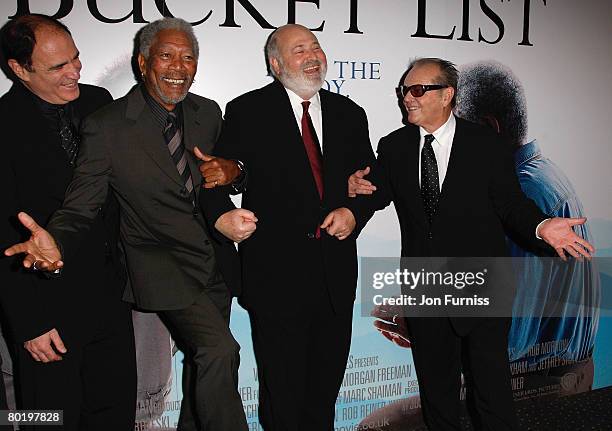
<box><xmin>348</xmin><ymin>58</ymin><xmax>593</xmax><ymax>431</ymax></box>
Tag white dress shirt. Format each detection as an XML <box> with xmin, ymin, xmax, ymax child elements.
<box><xmin>285</xmin><ymin>88</ymin><xmax>323</xmax><ymax>152</ymax></box>
<box><xmin>418</xmin><ymin>113</ymin><xmax>456</xmax><ymax>190</ymax></box>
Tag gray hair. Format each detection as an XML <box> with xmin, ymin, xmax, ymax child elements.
<box><xmin>404</xmin><ymin>58</ymin><xmax>459</xmax><ymax>107</ymax></box>
<box><xmin>455</xmin><ymin>60</ymin><xmax>528</xmax><ymax>146</ymax></box>
<box><xmin>265</xmin><ymin>26</ymin><xmax>285</xmax><ymax>78</ymax></box>
<box><xmin>139</xmin><ymin>17</ymin><xmax>198</xmax><ymax>60</ymax></box>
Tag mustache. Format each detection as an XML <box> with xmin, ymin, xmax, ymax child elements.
<box><xmin>301</xmin><ymin>60</ymin><xmax>323</xmax><ymax>70</ymax></box>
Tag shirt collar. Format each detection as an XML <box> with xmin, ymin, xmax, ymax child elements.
<box><xmin>514</xmin><ymin>139</ymin><xmax>541</xmax><ymax>166</ymax></box>
<box><xmin>419</xmin><ymin>113</ymin><xmax>455</xmax><ymax>147</ymax></box>
<box><xmin>284</xmin><ymin>87</ymin><xmax>321</xmax><ymax>111</ymax></box>
<box><xmin>141</xmin><ymin>84</ymin><xmax>182</xmax><ymax>129</ymax></box>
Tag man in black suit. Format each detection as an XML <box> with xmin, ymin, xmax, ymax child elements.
<box><xmin>348</xmin><ymin>58</ymin><xmax>593</xmax><ymax>430</ymax></box>
<box><xmin>0</xmin><ymin>14</ymin><xmax>135</xmax><ymax>430</ymax></box>
<box><xmin>4</xmin><ymin>17</ymin><xmax>253</xmax><ymax>431</ymax></box>
<box><xmin>202</xmin><ymin>24</ymin><xmax>377</xmax><ymax>430</ymax></box>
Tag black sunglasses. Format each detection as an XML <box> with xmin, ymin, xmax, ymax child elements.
<box><xmin>396</xmin><ymin>84</ymin><xmax>448</xmax><ymax>98</ymax></box>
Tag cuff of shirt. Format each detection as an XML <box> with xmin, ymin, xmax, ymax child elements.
<box><xmin>535</xmin><ymin>218</ymin><xmax>550</xmax><ymax>240</ymax></box>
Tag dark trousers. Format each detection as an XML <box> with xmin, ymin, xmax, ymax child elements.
<box><xmin>160</xmin><ymin>276</ymin><xmax>247</xmax><ymax>431</ymax></box>
<box><xmin>17</xmin><ymin>303</ymin><xmax>135</xmax><ymax>431</ymax></box>
<box><xmin>407</xmin><ymin>317</ymin><xmax>518</xmax><ymax>431</ymax></box>
<box><xmin>250</xmin><ymin>297</ymin><xmax>353</xmax><ymax>431</ymax></box>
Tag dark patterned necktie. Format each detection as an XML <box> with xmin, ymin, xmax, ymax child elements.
<box><xmin>301</xmin><ymin>101</ymin><xmax>324</xmax><ymax>238</ymax></box>
<box><xmin>421</xmin><ymin>134</ymin><xmax>440</xmax><ymax>225</ymax></box>
<box><xmin>164</xmin><ymin>112</ymin><xmax>194</xmax><ymax>202</ymax></box>
<box><xmin>57</xmin><ymin>106</ymin><xmax>80</xmax><ymax>166</ymax></box>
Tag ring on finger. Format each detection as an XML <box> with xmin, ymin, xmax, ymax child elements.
<box><xmin>32</xmin><ymin>260</ymin><xmax>41</xmax><ymax>271</ymax></box>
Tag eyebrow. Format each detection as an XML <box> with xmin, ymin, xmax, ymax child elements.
<box><xmin>48</xmin><ymin>51</ymin><xmax>79</xmax><ymax>71</ymax></box>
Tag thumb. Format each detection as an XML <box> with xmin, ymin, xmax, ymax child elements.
<box><xmin>236</xmin><ymin>209</ymin><xmax>258</xmax><ymax>222</ymax></box>
<box><xmin>50</xmin><ymin>331</ymin><xmax>67</xmax><ymax>354</ymax></box>
<box><xmin>194</xmin><ymin>146</ymin><xmax>214</xmax><ymax>162</ymax></box>
<box><xmin>320</xmin><ymin>212</ymin><xmax>335</xmax><ymax>229</ymax></box>
<box><xmin>361</xmin><ymin>166</ymin><xmax>371</xmax><ymax>176</ymax></box>
<box><xmin>17</xmin><ymin>212</ymin><xmax>42</xmax><ymax>235</ymax></box>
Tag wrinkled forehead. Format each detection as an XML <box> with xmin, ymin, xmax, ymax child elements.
<box><xmin>277</xmin><ymin>26</ymin><xmax>319</xmax><ymax>51</ymax></box>
<box><xmin>404</xmin><ymin>63</ymin><xmax>441</xmax><ymax>85</ymax></box>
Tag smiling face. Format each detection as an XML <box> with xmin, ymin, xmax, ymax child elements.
<box><xmin>8</xmin><ymin>25</ymin><xmax>81</xmax><ymax>104</ymax></box>
<box><xmin>270</xmin><ymin>25</ymin><xmax>327</xmax><ymax>99</ymax></box>
<box><xmin>138</xmin><ymin>28</ymin><xmax>197</xmax><ymax>111</ymax></box>
<box><xmin>403</xmin><ymin>63</ymin><xmax>454</xmax><ymax>133</ymax></box>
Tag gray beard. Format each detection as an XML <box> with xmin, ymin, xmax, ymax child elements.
<box><xmin>278</xmin><ymin>61</ymin><xmax>327</xmax><ymax>98</ymax></box>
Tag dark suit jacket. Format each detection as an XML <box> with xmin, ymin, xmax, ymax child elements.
<box><xmin>204</xmin><ymin>80</ymin><xmax>377</xmax><ymax>314</ymax></box>
<box><xmin>47</xmin><ymin>85</ymin><xmax>240</xmax><ymax>310</ymax></box>
<box><xmin>369</xmin><ymin>117</ymin><xmax>548</xmax><ymax>334</ymax></box>
<box><xmin>372</xmin><ymin>117</ymin><xmax>546</xmax><ymax>258</ymax></box>
<box><xmin>0</xmin><ymin>83</ymin><xmax>124</xmax><ymax>343</ymax></box>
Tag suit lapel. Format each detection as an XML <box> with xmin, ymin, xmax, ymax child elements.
<box><xmin>401</xmin><ymin>126</ymin><xmax>428</xmax><ymax>227</ymax></box>
<box><xmin>125</xmin><ymin>87</ymin><xmax>184</xmax><ymax>187</ymax></box>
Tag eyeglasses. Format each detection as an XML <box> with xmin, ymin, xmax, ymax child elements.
<box><xmin>396</xmin><ymin>84</ymin><xmax>448</xmax><ymax>98</ymax></box>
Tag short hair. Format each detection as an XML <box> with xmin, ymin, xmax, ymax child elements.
<box><xmin>265</xmin><ymin>26</ymin><xmax>287</xmax><ymax>78</ymax></box>
<box><xmin>139</xmin><ymin>18</ymin><xmax>198</xmax><ymax>60</ymax></box>
<box><xmin>1</xmin><ymin>14</ymin><xmax>71</xmax><ymax>72</ymax></box>
<box><xmin>404</xmin><ymin>57</ymin><xmax>459</xmax><ymax>107</ymax></box>
<box><xmin>455</xmin><ymin>60</ymin><xmax>528</xmax><ymax>146</ymax></box>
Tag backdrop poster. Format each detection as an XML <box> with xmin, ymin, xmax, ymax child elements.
<box><xmin>1</xmin><ymin>1</ymin><xmax>610</xmax><ymax>430</ymax></box>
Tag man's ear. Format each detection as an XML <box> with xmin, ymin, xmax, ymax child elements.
<box><xmin>8</xmin><ymin>59</ymin><xmax>30</xmax><ymax>82</ymax></box>
<box><xmin>137</xmin><ymin>53</ymin><xmax>146</xmax><ymax>78</ymax></box>
<box><xmin>269</xmin><ymin>57</ymin><xmax>281</xmax><ymax>77</ymax></box>
<box><xmin>442</xmin><ymin>86</ymin><xmax>455</xmax><ymax>108</ymax></box>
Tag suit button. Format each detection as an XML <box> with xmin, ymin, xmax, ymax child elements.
<box><xmin>428</xmin><ymin>232</ymin><xmax>433</xmax><ymax>240</ymax></box>
<box><xmin>179</xmin><ymin>187</ymin><xmax>187</xmax><ymax>196</ymax></box>
<box><xmin>307</xmin><ymin>233</ymin><xmax>315</xmax><ymax>239</ymax></box>
<box><xmin>204</xmin><ymin>240</ymin><xmax>210</xmax><ymax>246</ymax></box>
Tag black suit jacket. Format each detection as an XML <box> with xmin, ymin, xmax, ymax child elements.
<box><xmin>0</xmin><ymin>83</ymin><xmax>124</xmax><ymax>342</ymax></box>
<box><xmin>369</xmin><ymin>118</ymin><xmax>548</xmax><ymax>333</ymax></box>
<box><xmin>46</xmin><ymin>86</ymin><xmax>240</xmax><ymax>310</ymax></box>
<box><xmin>204</xmin><ymin>80</ymin><xmax>377</xmax><ymax>314</ymax></box>
<box><xmin>372</xmin><ymin>117</ymin><xmax>546</xmax><ymax>258</ymax></box>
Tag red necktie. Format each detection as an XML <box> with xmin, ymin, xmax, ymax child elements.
<box><xmin>301</xmin><ymin>101</ymin><xmax>324</xmax><ymax>237</ymax></box>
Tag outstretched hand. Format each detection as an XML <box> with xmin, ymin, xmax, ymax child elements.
<box><xmin>4</xmin><ymin>212</ymin><xmax>63</xmax><ymax>271</ymax></box>
<box><xmin>537</xmin><ymin>217</ymin><xmax>595</xmax><ymax>261</ymax></box>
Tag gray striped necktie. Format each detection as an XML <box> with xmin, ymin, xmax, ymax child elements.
<box><xmin>164</xmin><ymin>111</ymin><xmax>194</xmax><ymax>201</ymax></box>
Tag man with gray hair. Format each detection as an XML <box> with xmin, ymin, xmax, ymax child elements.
<box><xmin>5</xmin><ymin>17</ymin><xmax>252</xmax><ymax>430</ymax></box>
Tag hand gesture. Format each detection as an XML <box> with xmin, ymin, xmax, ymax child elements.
<box><xmin>194</xmin><ymin>146</ymin><xmax>240</xmax><ymax>189</ymax></box>
<box><xmin>214</xmin><ymin>209</ymin><xmax>257</xmax><ymax>243</ymax></box>
<box><xmin>4</xmin><ymin>212</ymin><xmax>63</xmax><ymax>271</ymax></box>
<box><xmin>537</xmin><ymin>217</ymin><xmax>595</xmax><ymax>260</ymax></box>
<box><xmin>348</xmin><ymin>166</ymin><xmax>376</xmax><ymax>197</ymax></box>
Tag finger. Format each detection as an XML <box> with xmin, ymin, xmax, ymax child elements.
<box><xmin>554</xmin><ymin>246</ymin><xmax>567</xmax><ymax>262</ymax></box>
<box><xmin>563</xmin><ymin>244</ymin><xmax>582</xmax><ymax>260</ymax></box>
<box><xmin>17</xmin><ymin>212</ymin><xmax>43</xmax><ymax>235</ymax></box>
<box><xmin>28</xmin><ymin>351</ymin><xmax>42</xmax><ymax>362</ymax></box>
<box><xmin>574</xmin><ymin>237</ymin><xmax>595</xmax><ymax>254</ymax></box>
<box><xmin>566</xmin><ymin>217</ymin><xmax>587</xmax><ymax>226</ymax></box>
<box><xmin>379</xmin><ymin>330</ymin><xmax>396</xmax><ymax>343</ymax></box>
<box><xmin>50</xmin><ymin>332</ymin><xmax>67</xmax><ymax>354</ymax></box>
<box><xmin>373</xmin><ymin>320</ymin><xmax>400</xmax><ymax>334</ymax></box>
<box><xmin>38</xmin><ymin>343</ymin><xmax>62</xmax><ymax>362</ymax></box>
<box><xmin>354</xmin><ymin>178</ymin><xmax>374</xmax><ymax>187</ymax></box>
<box><xmin>320</xmin><ymin>212</ymin><xmax>335</xmax><ymax>230</ymax></box>
<box><xmin>194</xmin><ymin>146</ymin><xmax>214</xmax><ymax>162</ymax></box>
<box><xmin>237</xmin><ymin>209</ymin><xmax>258</xmax><ymax>222</ymax></box>
<box><xmin>4</xmin><ymin>243</ymin><xmax>33</xmax><ymax>257</ymax></box>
